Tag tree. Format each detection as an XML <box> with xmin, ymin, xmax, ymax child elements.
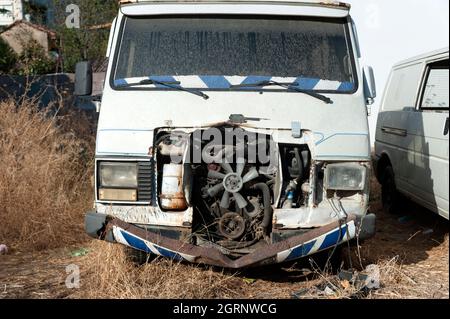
<box><xmin>23</xmin><ymin>1</ymin><xmax>48</xmax><ymax>26</ymax></box>
<box><xmin>0</xmin><ymin>37</ymin><xmax>17</xmax><ymax>74</ymax></box>
<box><xmin>52</xmin><ymin>0</ymin><xmax>118</xmax><ymax>72</ymax></box>
<box><xmin>16</xmin><ymin>38</ymin><xmax>56</xmax><ymax>76</ymax></box>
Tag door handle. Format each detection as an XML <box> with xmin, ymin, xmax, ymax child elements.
<box><xmin>444</xmin><ymin>117</ymin><xmax>449</xmax><ymax>136</ymax></box>
<box><xmin>381</xmin><ymin>126</ymin><xmax>407</xmax><ymax>137</ymax></box>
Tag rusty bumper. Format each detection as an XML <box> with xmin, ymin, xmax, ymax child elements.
<box><xmin>87</xmin><ymin>213</ymin><xmax>360</xmax><ymax>268</ymax></box>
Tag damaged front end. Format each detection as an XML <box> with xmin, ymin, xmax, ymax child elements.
<box><xmin>87</xmin><ymin>125</ymin><xmax>375</xmax><ymax>268</ymax></box>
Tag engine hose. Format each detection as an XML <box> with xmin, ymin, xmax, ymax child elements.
<box><xmin>294</xmin><ymin>147</ymin><xmax>304</xmax><ymax>183</ymax></box>
<box><xmin>251</xmin><ymin>183</ymin><xmax>273</xmax><ymax>230</ymax></box>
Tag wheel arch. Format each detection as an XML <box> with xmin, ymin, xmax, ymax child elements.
<box><xmin>376</xmin><ymin>152</ymin><xmax>393</xmax><ymax>183</ymax></box>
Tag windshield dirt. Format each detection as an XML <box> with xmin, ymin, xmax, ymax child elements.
<box><xmin>113</xmin><ymin>16</ymin><xmax>357</xmax><ymax>92</ymax></box>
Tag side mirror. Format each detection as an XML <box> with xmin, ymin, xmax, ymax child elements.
<box><xmin>74</xmin><ymin>61</ymin><xmax>93</xmax><ymax>96</ymax></box>
<box><xmin>363</xmin><ymin>65</ymin><xmax>376</xmax><ymax>105</ymax></box>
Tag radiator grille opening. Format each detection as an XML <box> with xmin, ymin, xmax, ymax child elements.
<box><xmin>137</xmin><ymin>161</ymin><xmax>154</xmax><ymax>203</ymax></box>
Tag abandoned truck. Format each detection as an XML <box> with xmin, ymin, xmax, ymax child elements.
<box><xmin>76</xmin><ymin>0</ymin><xmax>377</xmax><ymax>268</ymax></box>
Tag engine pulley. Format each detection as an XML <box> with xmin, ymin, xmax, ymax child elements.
<box><xmin>218</xmin><ymin>212</ymin><xmax>246</xmax><ymax>240</ymax></box>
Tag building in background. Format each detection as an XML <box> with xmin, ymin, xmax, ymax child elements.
<box><xmin>1</xmin><ymin>0</ymin><xmax>53</xmax><ymax>28</ymax></box>
<box><xmin>0</xmin><ymin>0</ymin><xmax>23</xmax><ymax>27</ymax></box>
<box><xmin>23</xmin><ymin>0</ymin><xmax>54</xmax><ymax>26</ymax></box>
<box><xmin>0</xmin><ymin>19</ymin><xmax>56</xmax><ymax>55</ymax></box>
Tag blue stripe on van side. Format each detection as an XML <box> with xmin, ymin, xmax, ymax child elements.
<box><xmin>319</xmin><ymin>226</ymin><xmax>347</xmax><ymax>251</ymax></box>
<box><xmin>337</xmin><ymin>81</ymin><xmax>354</xmax><ymax>91</ymax></box>
<box><xmin>200</xmin><ymin>75</ymin><xmax>231</xmax><ymax>89</ymax></box>
<box><xmin>295</xmin><ymin>77</ymin><xmax>321</xmax><ymax>90</ymax></box>
<box><xmin>115</xmin><ymin>76</ymin><xmax>353</xmax><ymax>91</ymax></box>
<box><xmin>120</xmin><ymin>230</ymin><xmax>152</xmax><ymax>253</ymax></box>
<box><xmin>285</xmin><ymin>240</ymin><xmax>317</xmax><ymax>262</ymax></box>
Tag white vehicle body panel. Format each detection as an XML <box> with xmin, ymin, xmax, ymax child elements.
<box><xmin>99</xmin><ymin>1</ymin><xmax>367</xmax><ymax>159</ymax></box>
<box><xmin>95</xmin><ymin>0</ymin><xmax>371</xmax><ymax>230</ymax></box>
<box><xmin>121</xmin><ymin>1</ymin><xmax>349</xmax><ymax>18</ymax></box>
<box><xmin>375</xmin><ymin>48</ymin><xmax>449</xmax><ymax>219</ymax></box>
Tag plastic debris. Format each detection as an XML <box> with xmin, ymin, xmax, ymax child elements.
<box><xmin>364</xmin><ymin>264</ymin><xmax>381</xmax><ymax>289</ymax></box>
<box><xmin>0</xmin><ymin>244</ymin><xmax>8</xmax><ymax>255</ymax></box>
<box><xmin>338</xmin><ymin>265</ymin><xmax>380</xmax><ymax>290</ymax></box>
<box><xmin>340</xmin><ymin>279</ymin><xmax>351</xmax><ymax>290</ymax></box>
<box><xmin>292</xmin><ymin>265</ymin><xmax>381</xmax><ymax>299</ymax></box>
<box><xmin>291</xmin><ymin>282</ymin><xmax>339</xmax><ymax>299</ymax></box>
<box><xmin>291</xmin><ymin>288</ymin><xmax>309</xmax><ymax>299</ymax></box>
<box><xmin>323</xmin><ymin>286</ymin><xmax>335</xmax><ymax>296</ymax></box>
<box><xmin>70</xmin><ymin>248</ymin><xmax>90</xmax><ymax>257</ymax></box>
<box><xmin>243</xmin><ymin>278</ymin><xmax>256</xmax><ymax>285</ymax></box>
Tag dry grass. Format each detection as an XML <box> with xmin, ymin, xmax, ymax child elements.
<box><xmin>72</xmin><ymin>241</ymin><xmax>242</xmax><ymax>299</ymax></box>
<box><xmin>0</xmin><ymin>98</ymin><xmax>95</xmax><ymax>251</ymax></box>
<box><xmin>290</xmin><ymin>251</ymin><xmax>448</xmax><ymax>299</ymax></box>
<box><xmin>368</xmin><ymin>235</ymin><xmax>449</xmax><ymax>299</ymax></box>
<box><xmin>71</xmin><ymin>237</ymin><xmax>447</xmax><ymax>299</ymax></box>
<box><xmin>0</xmin><ymin>96</ymin><xmax>447</xmax><ymax>299</ymax></box>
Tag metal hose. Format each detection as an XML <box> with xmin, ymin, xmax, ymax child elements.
<box><xmin>294</xmin><ymin>147</ymin><xmax>304</xmax><ymax>182</ymax></box>
<box><xmin>251</xmin><ymin>183</ymin><xmax>273</xmax><ymax>230</ymax></box>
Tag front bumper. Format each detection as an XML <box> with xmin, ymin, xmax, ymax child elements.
<box><xmin>85</xmin><ymin>212</ymin><xmax>375</xmax><ymax>268</ymax></box>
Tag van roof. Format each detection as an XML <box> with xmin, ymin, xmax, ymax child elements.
<box><xmin>118</xmin><ymin>0</ymin><xmax>351</xmax><ymax>10</ymax></box>
<box><xmin>393</xmin><ymin>47</ymin><xmax>449</xmax><ymax>68</ymax></box>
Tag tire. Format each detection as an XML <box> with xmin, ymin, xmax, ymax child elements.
<box><xmin>310</xmin><ymin>246</ymin><xmax>344</xmax><ymax>273</ymax></box>
<box><xmin>381</xmin><ymin>166</ymin><xmax>399</xmax><ymax>215</ymax></box>
<box><xmin>124</xmin><ymin>246</ymin><xmax>153</xmax><ymax>265</ymax></box>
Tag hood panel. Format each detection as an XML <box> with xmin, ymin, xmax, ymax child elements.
<box><xmin>97</xmin><ymin>90</ymin><xmax>370</xmax><ymax>160</ymax></box>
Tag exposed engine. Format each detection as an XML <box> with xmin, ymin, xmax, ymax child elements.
<box><xmin>154</xmin><ymin>127</ymin><xmax>311</xmax><ymax>257</ymax></box>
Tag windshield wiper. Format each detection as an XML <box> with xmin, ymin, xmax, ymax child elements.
<box><xmin>118</xmin><ymin>79</ymin><xmax>209</xmax><ymax>100</ymax></box>
<box><xmin>230</xmin><ymin>80</ymin><xmax>333</xmax><ymax>104</ymax></box>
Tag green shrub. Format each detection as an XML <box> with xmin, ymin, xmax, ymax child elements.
<box><xmin>0</xmin><ymin>37</ymin><xmax>17</xmax><ymax>74</ymax></box>
<box><xmin>16</xmin><ymin>39</ymin><xmax>56</xmax><ymax>76</ymax></box>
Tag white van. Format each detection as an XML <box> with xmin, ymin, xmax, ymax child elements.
<box><xmin>374</xmin><ymin>48</ymin><xmax>449</xmax><ymax>220</ymax></box>
<box><xmin>76</xmin><ymin>0</ymin><xmax>377</xmax><ymax>268</ymax></box>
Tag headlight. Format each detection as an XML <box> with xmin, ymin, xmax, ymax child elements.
<box><xmin>99</xmin><ymin>188</ymin><xmax>137</xmax><ymax>201</ymax></box>
<box><xmin>324</xmin><ymin>163</ymin><xmax>367</xmax><ymax>191</ymax></box>
<box><xmin>99</xmin><ymin>162</ymin><xmax>138</xmax><ymax>188</ymax></box>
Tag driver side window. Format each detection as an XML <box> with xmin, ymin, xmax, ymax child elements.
<box><xmin>420</xmin><ymin>59</ymin><xmax>449</xmax><ymax>111</ymax></box>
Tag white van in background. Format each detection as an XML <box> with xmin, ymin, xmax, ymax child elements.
<box><xmin>374</xmin><ymin>48</ymin><xmax>449</xmax><ymax>220</ymax></box>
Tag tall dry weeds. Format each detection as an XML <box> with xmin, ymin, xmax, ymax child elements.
<box><xmin>75</xmin><ymin>241</ymin><xmax>241</xmax><ymax>299</ymax></box>
<box><xmin>0</xmin><ymin>98</ymin><xmax>95</xmax><ymax>251</ymax></box>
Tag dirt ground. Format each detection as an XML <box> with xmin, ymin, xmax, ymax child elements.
<box><xmin>0</xmin><ymin>179</ymin><xmax>448</xmax><ymax>299</ymax></box>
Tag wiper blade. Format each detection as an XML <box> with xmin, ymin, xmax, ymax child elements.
<box><xmin>118</xmin><ymin>79</ymin><xmax>209</xmax><ymax>100</ymax></box>
<box><xmin>229</xmin><ymin>114</ymin><xmax>269</xmax><ymax>124</ymax></box>
<box><xmin>230</xmin><ymin>80</ymin><xmax>333</xmax><ymax>104</ymax></box>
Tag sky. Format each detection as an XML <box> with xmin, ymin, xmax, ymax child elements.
<box><xmin>347</xmin><ymin>0</ymin><xmax>449</xmax><ymax>143</ymax></box>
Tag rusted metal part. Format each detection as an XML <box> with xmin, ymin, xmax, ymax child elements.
<box><xmin>160</xmin><ymin>164</ymin><xmax>188</xmax><ymax>210</ymax></box>
<box><xmin>320</xmin><ymin>1</ymin><xmax>351</xmax><ymax>9</ymax></box>
<box><xmin>104</xmin><ymin>214</ymin><xmax>356</xmax><ymax>268</ymax></box>
<box><xmin>160</xmin><ymin>194</ymin><xmax>188</xmax><ymax>210</ymax></box>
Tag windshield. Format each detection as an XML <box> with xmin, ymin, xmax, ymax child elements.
<box><xmin>113</xmin><ymin>15</ymin><xmax>357</xmax><ymax>93</ymax></box>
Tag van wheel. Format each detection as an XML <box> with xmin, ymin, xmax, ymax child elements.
<box><xmin>124</xmin><ymin>246</ymin><xmax>153</xmax><ymax>265</ymax></box>
<box><xmin>381</xmin><ymin>166</ymin><xmax>399</xmax><ymax>215</ymax></box>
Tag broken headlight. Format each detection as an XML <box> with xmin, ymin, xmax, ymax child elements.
<box><xmin>324</xmin><ymin>163</ymin><xmax>367</xmax><ymax>191</ymax></box>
